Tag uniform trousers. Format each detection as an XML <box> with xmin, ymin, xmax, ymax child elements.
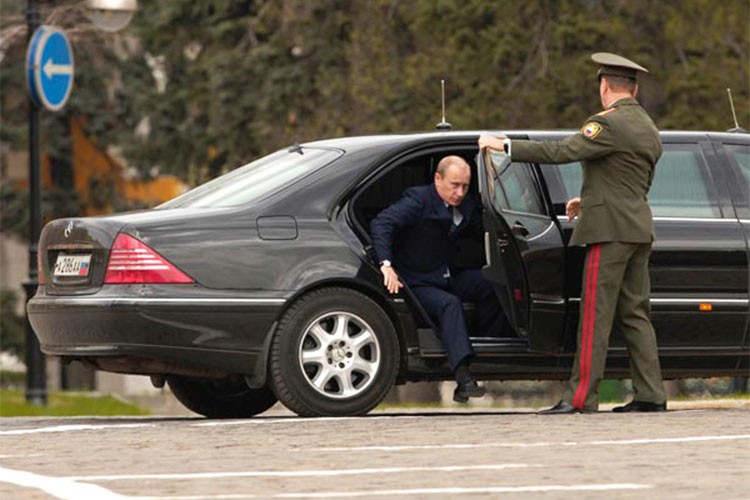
<box><xmin>565</xmin><ymin>241</ymin><xmax>666</xmax><ymax>410</ymax></box>
<box><xmin>411</xmin><ymin>269</ymin><xmax>506</xmax><ymax>371</ymax></box>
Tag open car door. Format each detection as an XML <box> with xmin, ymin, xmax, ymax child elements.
<box><xmin>477</xmin><ymin>147</ymin><xmax>568</xmax><ymax>352</ymax></box>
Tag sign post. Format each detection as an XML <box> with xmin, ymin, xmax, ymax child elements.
<box><xmin>23</xmin><ymin>18</ymin><xmax>75</xmax><ymax>405</ymax></box>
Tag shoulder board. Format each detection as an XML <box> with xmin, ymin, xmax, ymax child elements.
<box><xmin>596</xmin><ymin>107</ymin><xmax>618</xmax><ymax>117</ymax></box>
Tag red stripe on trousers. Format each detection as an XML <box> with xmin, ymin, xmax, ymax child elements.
<box><xmin>573</xmin><ymin>244</ymin><xmax>601</xmax><ymax>409</ymax></box>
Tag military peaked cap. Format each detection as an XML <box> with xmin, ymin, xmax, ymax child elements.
<box><xmin>592</xmin><ymin>52</ymin><xmax>649</xmax><ymax>81</ymax></box>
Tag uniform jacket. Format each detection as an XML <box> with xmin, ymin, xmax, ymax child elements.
<box><xmin>370</xmin><ymin>184</ymin><xmax>481</xmax><ymax>288</ymax></box>
<box><xmin>511</xmin><ymin>97</ymin><xmax>662</xmax><ymax>245</ymax></box>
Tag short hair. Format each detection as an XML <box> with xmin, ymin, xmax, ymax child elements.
<box><xmin>603</xmin><ymin>75</ymin><xmax>636</xmax><ymax>94</ymax></box>
<box><xmin>436</xmin><ymin>155</ymin><xmax>469</xmax><ymax>176</ymax></box>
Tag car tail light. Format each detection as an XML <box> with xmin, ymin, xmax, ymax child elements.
<box><xmin>104</xmin><ymin>233</ymin><xmax>194</xmax><ymax>284</ymax></box>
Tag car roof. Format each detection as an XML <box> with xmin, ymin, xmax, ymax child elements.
<box><xmin>304</xmin><ymin>129</ymin><xmax>749</xmax><ymax>151</ymax></box>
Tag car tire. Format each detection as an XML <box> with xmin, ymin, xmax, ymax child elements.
<box><xmin>270</xmin><ymin>287</ymin><xmax>400</xmax><ymax>417</ymax></box>
<box><xmin>167</xmin><ymin>375</ymin><xmax>277</xmax><ymax>418</ymax></box>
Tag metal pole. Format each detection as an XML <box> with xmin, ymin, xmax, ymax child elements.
<box><xmin>24</xmin><ymin>0</ymin><xmax>47</xmax><ymax>406</ymax></box>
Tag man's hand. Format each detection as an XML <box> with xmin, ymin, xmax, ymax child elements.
<box><xmin>478</xmin><ymin>134</ymin><xmax>506</xmax><ymax>152</ymax></box>
<box><xmin>381</xmin><ymin>265</ymin><xmax>403</xmax><ymax>294</ymax></box>
<box><xmin>566</xmin><ymin>197</ymin><xmax>581</xmax><ymax>221</ymax></box>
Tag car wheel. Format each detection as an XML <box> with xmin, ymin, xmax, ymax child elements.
<box><xmin>270</xmin><ymin>287</ymin><xmax>400</xmax><ymax>417</ymax></box>
<box><xmin>167</xmin><ymin>375</ymin><xmax>277</xmax><ymax>418</ymax></box>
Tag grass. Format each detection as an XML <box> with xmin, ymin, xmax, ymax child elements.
<box><xmin>0</xmin><ymin>390</ymin><xmax>150</xmax><ymax>417</ymax></box>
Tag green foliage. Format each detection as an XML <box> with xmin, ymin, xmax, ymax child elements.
<box><xmin>1</xmin><ymin>0</ymin><xmax>748</xmax><ymax>189</ymax></box>
<box><xmin>0</xmin><ymin>390</ymin><xmax>151</xmax><ymax>416</ymax></box>
<box><xmin>0</xmin><ymin>181</ymin><xmax>80</xmax><ymax>240</ymax></box>
<box><xmin>0</xmin><ymin>289</ymin><xmax>25</xmax><ymax>358</ymax></box>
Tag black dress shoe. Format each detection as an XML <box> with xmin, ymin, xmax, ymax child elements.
<box><xmin>612</xmin><ymin>400</ymin><xmax>667</xmax><ymax>413</ymax></box>
<box><xmin>538</xmin><ymin>400</ymin><xmax>584</xmax><ymax>415</ymax></box>
<box><xmin>453</xmin><ymin>379</ymin><xmax>486</xmax><ymax>403</ymax></box>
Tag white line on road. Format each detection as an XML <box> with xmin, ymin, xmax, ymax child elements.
<box><xmin>0</xmin><ymin>465</ymin><xmax>129</xmax><ymax>500</ymax></box>
<box><xmin>310</xmin><ymin>434</ymin><xmax>750</xmax><ymax>452</ymax></box>
<box><xmin>133</xmin><ymin>483</ymin><xmax>653</xmax><ymax>499</ymax></box>
<box><xmin>66</xmin><ymin>463</ymin><xmax>536</xmax><ymax>482</ymax></box>
<box><xmin>0</xmin><ymin>423</ymin><xmax>154</xmax><ymax>436</ymax></box>
<box><xmin>191</xmin><ymin>415</ymin><xmax>423</xmax><ymax>427</ymax></box>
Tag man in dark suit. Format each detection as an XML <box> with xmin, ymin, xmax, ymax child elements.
<box><xmin>370</xmin><ymin>155</ymin><xmax>506</xmax><ymax>402</ymax></box>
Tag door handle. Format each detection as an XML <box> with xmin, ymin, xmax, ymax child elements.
<box><xmin>511</xmin><ymin>221</ymin><xmax>530</xmax><ymax>237</ymax></box>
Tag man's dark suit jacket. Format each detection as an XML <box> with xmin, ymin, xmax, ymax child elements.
<box><xmin>370</xmin><ymin>184</ymin><xmax>481</xmax><ymax>288</ymax></box>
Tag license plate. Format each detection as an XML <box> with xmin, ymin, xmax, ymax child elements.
<box><xmin>54</xmin><ymin>254</ymin><xmax>92</xmax><ymax>277</ymax></box>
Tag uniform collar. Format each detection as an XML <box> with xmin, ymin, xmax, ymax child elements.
<box><xmin>608</xmin><ymin>97</ymin><xmax>639</xmax><ymax>108</ymax></box>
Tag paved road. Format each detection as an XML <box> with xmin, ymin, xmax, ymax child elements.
<box><xmin>1</xmin><ymin>404</ymin><xmax>749</xmax><ymax>499</ymax></box>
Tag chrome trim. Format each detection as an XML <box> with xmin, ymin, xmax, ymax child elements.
<box><xmin>556</xmin><ymin>216</ymin><xmax>742</xmax><ymax>224</ymax></box>
<box><xmin>526</xmin><ymin>220</ymin><xmax>556</xmax><ymax>243</ymax></box>
<box><xmin>34</xmin><ymin>297</ymin><xmax>287</xmax><ymax>306</ymax></box>
<box><xmin>652</xmin><ymin>217</ymin><xmax>737</xmax><ymax>223</ymax></box>
<box><xmin>650</xmin><ymin>298</ymin><xmax>748</xmax><ymax>306</ymax></box>
<box><xmin>484</xmin><ymin>231</ymin><xmax>491</xmax><ymax>266</ymax></box>
<box><xmin>569</xmin><ymin>297</ymin><xmax>748</xmax><ymax>306</ymax></box>
<box><xmin>531</xmin><ymin>294</ymin><xmax>566</xmax><ymax>305</ymax></box>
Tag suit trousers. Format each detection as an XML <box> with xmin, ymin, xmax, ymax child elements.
<box><xmin>565</xmin><ymin>241</ymin><xmax>666</xmax><ymax>410</ymax></box>
<box><xmin>411</xmin><ymin>269</ymin><xmax>506</xmax><ymax>371</ymax></box>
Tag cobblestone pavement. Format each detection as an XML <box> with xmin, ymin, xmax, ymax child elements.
<box><xmin>1</xmin><ymin>403</ymin><xmax>749</xmax><ymax>499</ymax></box>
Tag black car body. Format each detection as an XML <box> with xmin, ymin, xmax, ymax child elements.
<box><xmin>29</xmin><ymin>130</ymin><xmax>750</xmax><ymax>417</ymax></box>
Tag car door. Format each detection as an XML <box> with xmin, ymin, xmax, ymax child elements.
<box><xmin>477</xmin><ymin>148</ymin><xmax>567</xmax><ymax>352</ymax></box>
<box><xmin>710</xmin><ymin>134</ymin><xmax>750</xmax><ymax>352</ymax></box>
<box><xmin>539</xmin><ymin>135</ymin><xmax>748</xmax><ymax>355</ymax></box>
<box><xmin>646</xmin><ymin>139</ymin><xmax>748</xmax><ymax>350</ymax></box>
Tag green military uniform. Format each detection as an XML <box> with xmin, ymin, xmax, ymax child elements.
<box><xmin>509</xmin><ymin>54</ymin><xmax>667</xmax><ymax>411</ymax></box>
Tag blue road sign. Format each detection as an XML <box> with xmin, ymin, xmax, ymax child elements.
<box><xmin>26</xmin><ymin>26</ymin><xmax>74</xmax><ymax>112</ymax></box>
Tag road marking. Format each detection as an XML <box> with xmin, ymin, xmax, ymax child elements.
<box><xmin>191</xmin><ymin>415</ymin><xmax>424</xmax><ymax>427</ymax></box>
<box><xmin>0</xmin><ymin>423</ymin><xmax>153</xmax><ymax>436</ymax></box>
<box><xmin>589</xmin><ymin>435</ymin><xmax>750</xmax><ymax>445</ymax></box>
<box><xmin>133</xmin><ymin>483</ymin><xmax>653</xmax><ymax>499</ymax></box>
<box><xmin>66</xmin><ymin>464</ymin><xmax>535</xmax><ymax>481</ymax></box>
<box><xmin>310</xmin><ymin>434</ymin><xmax>750</xmax><ymax>451</ymax></box>
<box><xmin>0</xmin><ymin>465</ymin><xmax>129</xmax><ymax>500</ymax></box>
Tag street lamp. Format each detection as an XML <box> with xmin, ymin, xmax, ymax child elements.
<box><xmin>24</xmin><ymin>0</ymin><xmax>138</xmax><ymax>405</ymax></box>
<box><xmin>86</xmin><ymin>0</ymin><xmax>138</xmax><ymax>33</ymax></box>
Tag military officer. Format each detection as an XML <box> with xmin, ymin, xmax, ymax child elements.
<box><xmin>479</xmin><ymin>52</ymin><xmax>667</xmax><ymax>414</ymax></box>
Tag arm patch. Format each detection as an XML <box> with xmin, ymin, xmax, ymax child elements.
<box><xmin>581</xmin><ymin>122</ymin><xmax>603</xmax><ymax>140</ymax></box>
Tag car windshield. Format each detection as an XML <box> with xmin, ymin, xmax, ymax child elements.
<box><xmin>159</xmin><ymin>147</ymin><xmax>342</xmax><ymax>208</ymax></box>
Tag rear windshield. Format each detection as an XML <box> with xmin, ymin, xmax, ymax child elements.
<box><xmin>159</xmin><ymin>147</ymin><xmax>343</xmax><ymax>208</ymax></box>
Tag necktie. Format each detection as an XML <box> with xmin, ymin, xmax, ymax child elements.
<box><xmin>452</xmin><ymin>207</ymin><xmax>463</xmax><ymax>227</ymax></box>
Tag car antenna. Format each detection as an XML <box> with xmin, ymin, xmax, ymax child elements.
<box><xmin>435</xmin><ymin>79</ymin><xmax>452</xmax><ymax>131</ymax></box>
<box><xmin>726</xmin><ymin>88</ymin><xmax>747</xmax><ymax>133</ymax></box>
<box><xmin>288</xmin><ymin>138</ymin><xmax>304</xmax><ymax>154</ymax></box>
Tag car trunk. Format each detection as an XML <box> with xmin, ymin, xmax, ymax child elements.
<box><xmin>38</xmin><ymin>208</ymin><xmax>213</xmax><ymax>295</ymax></box>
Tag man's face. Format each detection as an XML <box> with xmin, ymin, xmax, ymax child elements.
<box><xmin>435</xmin><ymin>163</ymin><xmax>471</xmax><ymax>206</ymax></box>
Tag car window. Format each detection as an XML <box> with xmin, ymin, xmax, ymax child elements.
<box><xmin>721</xmin><ymin>143</ymin><xmax>750</xmax><ymax>219</ymax></box>
<box><xmin>649</xmin><ymin>145</ymin><xmax>721</xmax><ymax>218</ymax></box>
<box><xmin>541</xmin><ymin>145</ymin><xmax>721</xmax><ymax>218</ymax></box>
<box><xmin>726</xmin><ymin>144</ymin><xmax>750</xmax><ymax>187</ymax></box>
<box><xmin>486</xmin><ymin>151</ymin><xmax>545</xmax><ymax>215</ymax></box>
<box><xmin>159</xmin><ymin>147</ymin><xmax>342</xmax><ymax>208</ymax></box>
<box><xmin>554</xmin><ymin>162</ymin><xmax>582</xmax><ymax>200</ymax></box>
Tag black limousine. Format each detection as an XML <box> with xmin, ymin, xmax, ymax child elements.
<box><xmin>29</xmin><ymin>130</ymin><xmax>749</xmax><ymax>417</ymax></box>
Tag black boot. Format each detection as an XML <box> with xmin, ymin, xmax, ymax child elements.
<box><xmin>453</xmin><ymin>360</ymin><xmax>486</xmax><ymax>403</ymax></box>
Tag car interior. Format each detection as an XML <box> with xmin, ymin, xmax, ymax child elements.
<box><xmin>348</xmin><ymin>147</ymin><xmax>520</xmax><ymax>350</ymax></box>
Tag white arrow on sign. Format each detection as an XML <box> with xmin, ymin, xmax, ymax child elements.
<box><xmin>43</xmin><ymin>58</ymin><xmax>73</xmax><ymax>79</ymax></box>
